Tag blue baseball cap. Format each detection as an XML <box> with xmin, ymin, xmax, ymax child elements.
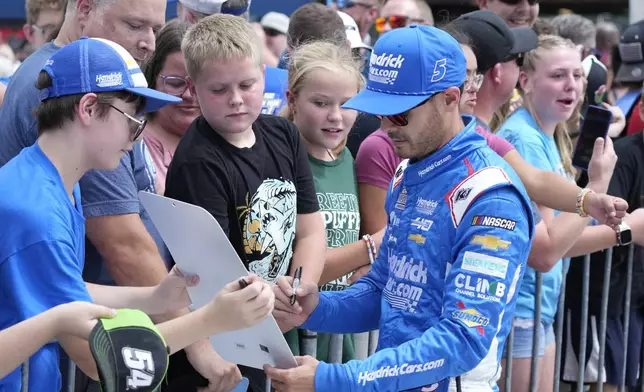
<box><xmin>40</xmin><ymin>37</ymin><xmax>181</xmax><ymax>112</ymax></box>
<box><xmin>261</xmin><ymin>66</ymin><xmax>288</xmax><ymax>115</ymax></box>
<box><xmin>342</xmin><ymin>25</ymin><xmax>466</xmax><ymax>116</ymax></box>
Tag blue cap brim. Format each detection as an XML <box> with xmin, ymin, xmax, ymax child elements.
<box><xmin>342</xmin><ymin>89</ymin><xmax>432</xmax><ymax>116</ymax></box>
<box><xmin>126</xmin><ymin>87</ymin><xmax>183</xmax><ymax>113</ymax></box>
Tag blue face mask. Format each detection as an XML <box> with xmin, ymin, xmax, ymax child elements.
<box><xmin>326</xmin><ymin>0</ymin><xmax>351</xmax><ymax>9</ymax></box>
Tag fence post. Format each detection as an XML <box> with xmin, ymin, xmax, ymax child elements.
<box><xmin>368</xmin><ymin>330</ymin><xmax>379</xmax><ymax>356</ymax></box>
<box><xmin>328</xmin><ymin>334</ymin><xmax>344</xmax><ymax>363</ymax></box>
<box><xmin>354</xmin><ymin>332</ymin><xmax>370</xmax><ymax>360</ymax></box>
<box><xmin>620</xmin><ymin>244</ymin><xmax>635</xmax><ymax>392</ymax></box>
<box><xmin>300</xmin><ymin>329</ymin><xmax>318</xmax><ymax>358</ymax></box>
<box><xmin>529</xmin><ymin>272</ymin><xmax>543</xmax><ymax>392</ymax></box>
<box><xmin>577</xmin><ymin>254</ymin><xmax>592</xmax><ymax>392</ymax></box>
<box><xmin>66</xmin><ymin>360</ymin><xmax>76</xmax><ymax>392</ymax></box>
<box><xmin>20</xmin><ymin>361</ymin><xmax>28</xmax><ymax>392</ymax></box>
<box><xmin>553</xmin><ymin>266</ymin><xmax>567</xmax><ymax>392</ymax></box>
<box><xmin>596</xmin><ymin>247</ymin><xmax>614</xmax><ymax>392</ymax></box>
<box><xmin>505</xmin><ymin>327</ymin><xmax>514</xmax><ymax>392</ymax></box>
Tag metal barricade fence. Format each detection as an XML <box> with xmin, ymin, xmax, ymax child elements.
<box><xmin>502</xmin><ymin>245</ymin><xmax>637</xmax><ymax>392</ymax></box>
<box><xmin>60</xmin><ymin>244</ymin><xmax>638</xmax><ymax>392</ymax></box>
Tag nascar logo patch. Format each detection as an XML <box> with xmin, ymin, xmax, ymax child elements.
<box><xmin>472</xmin><ymin>215</ymin><xmax>516</xmax><ymax>231</ymax></box>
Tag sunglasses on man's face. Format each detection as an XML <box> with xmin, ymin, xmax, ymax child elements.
<box><xmin>498</xmin><ymin>0</ymin><xmax>540</xmax><ymax>5</ymax></box>
<box><xmin>377</xmin><ymin>111</ymin><xmax>412</xmax><ymax>127</ymax></box>
<box><xmin>376</xmin><ymin>98</ymin><xmax>432</xmax><ymax>127</ymax></box>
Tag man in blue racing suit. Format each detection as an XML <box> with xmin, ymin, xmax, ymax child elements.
<box><xmin>265</xmin><ymin>25</ymin><xmax>535</xmax><ymax>392</ymax></box>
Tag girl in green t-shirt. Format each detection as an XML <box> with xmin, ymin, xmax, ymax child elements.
<box><xmin>280</xmin><ymin>41</ymin><xmax>372</xmax><ymax>363</ymax></box>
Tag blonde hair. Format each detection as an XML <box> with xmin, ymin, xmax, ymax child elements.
<box><xmin>182</xmin><ymin>13</ymin><xmax>261</xmax><ymax>81</ymax></box>
<box><xmin>520</xmin><ymin>34</ymin><xmax>579</xmax><ymax>177</ymax></box>
<box><xmin>280</xmin><ymin>41</ymin><xmax>365</xmax><ymax>122</ymax></box>
<box><xmin>26</xmin><ymin>0</ymin><xmax>65</xmax><ymax>24</ymax></box>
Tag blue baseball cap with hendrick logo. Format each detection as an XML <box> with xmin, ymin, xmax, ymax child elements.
<box><xmin>342</xmin><ymin>25</ymin><xmax>466</xmax><ymax>116</ymax></box>
<box><xmin>40</xmin><ymin>37</ymin><xmax>181</xmax><ymax>113</ymax></box>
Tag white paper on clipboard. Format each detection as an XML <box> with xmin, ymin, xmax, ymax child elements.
<box><xmin>139</xmin><ymin>191</ymin><xmax>297</xmax><ymax>370</ymax></box>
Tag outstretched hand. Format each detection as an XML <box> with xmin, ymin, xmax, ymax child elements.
<box><xmin>53</xmin><ymin>301</ymin><xmax>117</xmax><ymax>339</ymax></box>
<box><xmin>206</xmin><ymin>275</ymin><xmax>275</xmax><ymax>333</ymax></box>
<box><xmin>151</xmin><ymin>265</ymin><xmax>200</xmax><ymax>314</ymax></box>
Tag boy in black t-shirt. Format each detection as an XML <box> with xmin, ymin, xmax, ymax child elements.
<box><xmin>163</xmin><ymin>14</ymin><xmax>326</xmax><ymax>392</ymax></box>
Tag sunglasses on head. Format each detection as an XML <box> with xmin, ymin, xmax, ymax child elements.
<box><xmin>376</xmin><ymin>98</ymin><xmax>432</xmax><ymax>127</ymax></box>
<box><xmin>498</xmin><ymin>0</ymin><xmax>540</xmax><ymax>5</ymax></box>
<box><xmin>375</xmin><ymin>15</ymin><xmax>426</xmax><ymax>33</ymax></box>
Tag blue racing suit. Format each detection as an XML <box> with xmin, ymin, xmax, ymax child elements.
<box><xmin>302</xmin><ymin>116</ymin><xmax>535</xmax><ymax>391</ymax></box>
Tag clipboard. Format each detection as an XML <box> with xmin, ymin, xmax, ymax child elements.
<box><xmin>139</xmin><ymin>191</ymin><xmax>297</xmax><ymax>370</ymax></box>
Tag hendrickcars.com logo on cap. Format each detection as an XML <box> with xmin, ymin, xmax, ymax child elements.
<box><xmin>369</xmin><ymin>52</ymin><xmax>406</xmax><ymax>85</ymax></box>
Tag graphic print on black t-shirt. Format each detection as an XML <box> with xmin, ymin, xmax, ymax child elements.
<box><xmin>165</xmin><ymin>115</ymin><xmax>319</xmax><ymax>284</ymax></box>
<box><xmin>239</xmin><ymin>178</ymin><xmax>297</xmax><ymax>280</ymax></box>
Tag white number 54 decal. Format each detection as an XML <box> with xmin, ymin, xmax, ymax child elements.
<box><xmin>121</xmin><ymin>347</ymin><xmax>155</xmax><ymax>389</ymax></box>
<box><xmin>431</xmin><ymin>58</ymin><xmax>447</xmax><ymax>82</ymax></box>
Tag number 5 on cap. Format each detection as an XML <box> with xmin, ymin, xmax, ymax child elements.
<box><xmin>431</xmin><ymin>59</ymin><xmax>447</xmax><ymax>82</ymax></box>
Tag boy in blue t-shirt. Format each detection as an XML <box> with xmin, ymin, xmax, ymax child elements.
<box><xmin>0</xmin><ymin>37</ymin><xmax>275</xmax><ymax>392</ymax></box>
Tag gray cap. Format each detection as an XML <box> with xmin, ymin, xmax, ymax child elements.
<box><xmin>260</xmin><ymin>12</ymin><xmax>290</xmax><ymax>35</ymax></box>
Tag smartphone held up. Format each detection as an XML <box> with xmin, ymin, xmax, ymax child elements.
<box><xmin>572</xmin><ymin>105</ymin><xmax>613</xmax><ymax>171</ymax></box>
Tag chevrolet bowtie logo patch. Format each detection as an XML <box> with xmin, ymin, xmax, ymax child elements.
<box><xmin>470</xmin><ymin>235</ymin><xmax>510</xmax><ymax>251</ymax></box>
<box><xmin>408</xmin><ymin>234</ymin><xmax>426</xmax><ymax>245</ymax></box>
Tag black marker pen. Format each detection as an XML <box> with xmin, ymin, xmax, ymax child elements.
<box><xmin>290</xmin><ymin>266</ymin><xmax>302</xmax><ymax>306</ymax></box>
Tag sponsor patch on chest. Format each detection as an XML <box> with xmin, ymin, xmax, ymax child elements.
<box><xmin>461</xmin><ymin>251</ymin><xmax>509</xmax><ymax>279</ymax></box>
<box><xmin>452</xmin><ymin>301</ymin><xmax>489</xmax><ymax>336</ymax></box>
<box><xmin>392</xmin><ymin>159</ymin><xmax>409</xmax><ymax>190</ymax></box>
<box><xmin>446</xmin><ymin>167</ymin><xmax>511</xmax><ymax>227</ymax></box>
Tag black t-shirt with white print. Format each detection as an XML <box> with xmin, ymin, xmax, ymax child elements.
<box><xmin>163</xmin><ymin>114</ymin><xmax>319</xmax><ymax>392</ymax></box>
<box><xmin>165</xmin><ymin>114</ymin><xmax>319</xmax><ymax>282</ymax></box>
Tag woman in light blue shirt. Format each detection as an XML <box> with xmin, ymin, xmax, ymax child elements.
<box><xmin>496</xmin><ymin>35</ymin><xmax>586</xmax><ymax>392</ymax></box>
